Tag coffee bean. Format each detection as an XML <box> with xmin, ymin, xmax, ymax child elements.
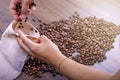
<box><xmin>30</xmin><ymin>28</ymin><xmax>34</xmax><ymax>31</ymax></box>
<box><xmin>20</xmin><ymin>22</ymin><xmax>22</xmax><ymax>25</ymax></box>
<box><xmin>32</xmin><ymin>19</ymin><xmax>36</xmax><ymax>22</ymax></box>
<box><xmin>25</xmin><ymin>17</ymin><xmax>28</xmax><ymax>22</ymax></box>
<box><xmin>21</xmin><ymin>26</ymin><xmax>24</xmax><ymax>28</ymax></box>
<box><xmin>52</xmin><ymin>73</ymin><xmax>57</xmax><ymax>77</ymax></box>
<box><xmin>38</xmin><ymin>20</ymin><xmax>42</xmax><ymax>22</ymax></box>
<box><xmin>22</xmin><ymin>12</ymin><xmax>120</xmax><ymax>78</ymax></box>
<box><xmin>35</xmin><ymin>30</ymin><xmax>38</xmax><ymax>33</ymax></box>
<box><xmin>18</xmin><ymin>26</ymin><xmax>21</xmax><ymax>28</ymax></box>
<box><xmin>39</xmin><ymin>24</ymin><xmax>43</xmax><ymax>27</ymax></box>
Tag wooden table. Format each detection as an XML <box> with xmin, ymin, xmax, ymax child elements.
<box><xmin>0</xmin><ymin>0</ymin><xmax>120</xmax><ymax>36</ymax></box>
<box><xmin>0</xmin><ymin>0</ymin><xmax>120</xmax><ymax>80</ymax></box>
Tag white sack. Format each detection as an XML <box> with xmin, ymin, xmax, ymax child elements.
<box><xmin>0</xmin><ymin>21</ymin><xmax>40</xmax><ymax>80</ymax></box>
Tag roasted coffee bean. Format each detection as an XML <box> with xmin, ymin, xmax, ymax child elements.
<box><xmin>21</xmin><ymin>26</ymin><xmax>24</xmax><ymax>28</ymax></box>
<box><xmin>32</xmin><ymin>19</ymin><xmax>36</xmax><ymax>22</ymax></box>
<box><xmin>38</xmin><ymin>20</ymin><xmax>42</xmax><ymax>22</ymax></box>
<box><xmin>39</xmin><ymin>24</ymin><xmax>43</xmax><ymax>27</ymax></box>
<box><xmin>52</xmin><ymin>73</ymin><xmax>57</xmax><ymax>77</ymax></box>
<box><xmin>22</xmin><ymin>12</ymin><xmax>120</xmax><ymax>78</ymax></box>
<box><xmin>18</xmin><ymin>26</ymin><xmax>21</xmax><ymax>28</ymax></box>
<box><xmin>30</xmin><ymin>28</ymin><xmax>34</xmax><ymax>31</ymax></box>
<box><xmin>25</xmin><ymin>17</ymin><xmax>28</xmax><ymax>22</ymax></box>
<box><xmin>19</xmin><ymin>22</ymin><xmax>22</xmax><ymax>25</ymax></box>
<box><xmin>35</xmin><ymin>30</ymin><xmax>38</xmax><ymax>33</ymax></box>
<box><xmin>16</xmin><ymin>2</ymin><xmax>21</xmax><ymax>15</ymax></box>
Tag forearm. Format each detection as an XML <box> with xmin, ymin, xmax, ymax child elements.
<box><xmin>54</xmin><ymin>55</ymin><xmax>113</xmax><ymax>80</ymax></box>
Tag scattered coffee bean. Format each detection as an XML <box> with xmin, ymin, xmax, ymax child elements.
<box><xmin>32</xmin><ymin>19</ymin><xmax>36</xmax><ymax>22</ymax></box>
<box><xmin>22</xmin><ymin>12</ymin><xmax>120</xmax><ymax>78</ymax></box>
<box><xmin>25</xmin><ymin>17</ymin><xmax>28</xmax><ymax>22</ymax></box>
<box><xmin>43</xmin><ymin>23</ymin><xmax>48</xmax><ymax>26</ymax></box>
<box><xmin>18</xmin><ymin>26</ymin><xmax>21</xmax><ymax>28</ymax></box>
<box><xmin>30</xmin><ymin>28</ymin><xmax>34</xmax><ymax>31</ymax></box>
<box><xmin>19</xmin><ymin>22</ymin><xmax>22</xmax><ymax>25</ymax></box>
<box><xmin>16</xmin><ymin>2</ymin><xmax>21</xmax><ymax>16</ymax></box>
<box><xmin>38</xmin><ymin>20</ymin><xmax>42</xmax><ymax>22</ymax></box>
<box><xmin>21</xmin><ymin>26</ymin><xmax>24</xmax><ymax>28</ymax></box>
<box><xmin>35</xmin><ymin>30</ymin><xmax>38</xmax><ymax>33</ymax></box>
<box><xmin>39</xmin><ymin>24</ymin><xmax>43</xmax><ymax>27</ymax></box>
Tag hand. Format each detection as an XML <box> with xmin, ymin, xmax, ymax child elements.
<box><xmin>17</xmin><ymin>30</ymin><xmax>66</xmax><ymax>66</ymax></box>
<box><xmin>9</xmin><ymin>0</ymin><xmax>36</xmax><ymax>21</ymax></box>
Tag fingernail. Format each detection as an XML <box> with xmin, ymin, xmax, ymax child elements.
<box><xmin>31</xmin><ymin>7</ymin><xmax>36</xmax><ymax>11</ymax></box>
<box><xmin>15</xmin><ymin>33</ymin><xmax>19</xmax><ymax>37</ymax></box>
<box><xmin>17</xmin><ymin>30</ymin><xmax>20</xmax><ymax>34</ymax></box>
<box><xmin>17</xmin><ymin>30</ymin><xmax>22</xmax><ymax>34</ymax></box>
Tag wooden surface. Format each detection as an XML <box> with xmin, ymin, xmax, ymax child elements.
<box><xmin>34</xmin><ymin>0</ymin><xmax>120</xmax><ymax>24</ymax></box>
<box><xmin>0</xmin><ymin>0</ymin><xmax>120</xmax><ymax>80</ymax></box>
<box><xmin>0</xmin><ymin>0</ymin><xmax>120</xmax><ymax>36</ymax></box>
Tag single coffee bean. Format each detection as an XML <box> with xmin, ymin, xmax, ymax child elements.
<box><xmin>18</xmin><ymin>25</ymin><xmax>21</xmax><ymax>28</ymax></box>
<box><xmin>32</xmin><ymin>19</ymin><xmax>36</xmax><ymax>22</ymax></box>
<box><xmin>20</xmin><ymin>22</ymin><xmax>22</xmax><ymax>25</ymax></box>
<box><xmin>21</xmin><ymin>26</ymin><xmax>24</xmax><ymax>28</ymax></box>
<box><xmin>30</xmin><ymin>28</ymin><xmax>34</xmax><ymax>31</ymax></box>
<box><xmin>35</xmin><ymin>30</ymin><xmax>38</xmax><ymax>33</ymax></box>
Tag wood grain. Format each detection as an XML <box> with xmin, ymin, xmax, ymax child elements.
<box><xmin>0</xmin><ymin>0</ymin><xmax>120</xmax><ymax>35</ymax></box>
<box><xmin>0</xmin><ymin>0</ymin><xmax>120</xmax><ymax>80</ymax></box>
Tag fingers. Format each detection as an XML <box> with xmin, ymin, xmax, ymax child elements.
<box><xmin>9</xmin><ymin>0</ymin><xmax>19</xmax><ymax>20</ymax></box>
<box><xmin>29</xmin><ymin>2</ymin><xmax>36</xmax><ymax>11</ymax></box>
<box><xmin>17</xmin><ymin>37</ymin><xmax>37</xmax><ymax>57</ymax></box>
<box><xmin>10</xmin><ymin>0</ymin><xmax>36</xmax><ymax>21</ymax></box>
<box><xmin>28</xmin><ymin>6</ymin><xmax>36</xmax><ymax>15</ymax></box>
<box><xmin>31</xmin><ymin>5</ymin><xmax>36</xmax><ymax>11</ymax></box>
<box><xmin>17</xmin><ymin>37</ymin><xmax>31</xmax><ymax>53</ymax></box>
<box><xmin>9</xmin><ymin>7</ymin><xmax>19</xmax><ymax>20</ymax></box>
<box><xmin>21</xmin><ymin>1</ymin><xmax>30</xmax><ymax>15</ymax></box>
<box><xmin>38</xmin><ymin>35</ymin><xmax>49</xmax><ymax>43</ymax></box>
<box><xmin>12</xmin><ymin>13</ymin><xmax>19</xmax><ymax>21</ymax></box>
<box><xmin>21</xmin><ymin>0</ymin><xmax>36</xmax><ymax>16</ymax></box>
<box><xmin>17</xmin><ymin>30</ymin><xmax>38</xmax><ymax>50</ymax></box>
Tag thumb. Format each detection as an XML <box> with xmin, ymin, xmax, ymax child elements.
<box><xmin>37</xmin><ymin>35</ymin><xmax>50</xmax><ymax>44</ymax></box>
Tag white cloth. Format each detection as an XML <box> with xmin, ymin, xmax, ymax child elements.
<box><xmin>0</xmin><ymin>21</ymin><xmax>39</xmax><ymax>80</ymax></box>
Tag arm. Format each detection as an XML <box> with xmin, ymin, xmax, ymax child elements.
<box><xmin>54</xmin><ymin>55</ymin><xmax>112</xmax><ymax>80</ymax></box>
<box><xmin>17</xmin><ymin>30</ymin><xmax>113</xmax><ymax>80</ymax></box>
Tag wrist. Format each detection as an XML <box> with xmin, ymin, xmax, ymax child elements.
<box><xmin>53</xmin><ymin>54</ymin><xmax>67</xmax><ymax>72</ymax></box>
<box><xmin>50</xmin><ymin>52</ymin><xmax>67</xmax><ymax>69</ymax></box>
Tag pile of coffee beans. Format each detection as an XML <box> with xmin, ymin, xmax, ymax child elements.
<box><xmin>22</xmin><ymin>13</ymin><xmax>120</xmax><ymax>78</ymax></box>
<box><xmin>22</xmin><ymin>57</ymin><xmax>58</xmax><ymax>78</ymax></box>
